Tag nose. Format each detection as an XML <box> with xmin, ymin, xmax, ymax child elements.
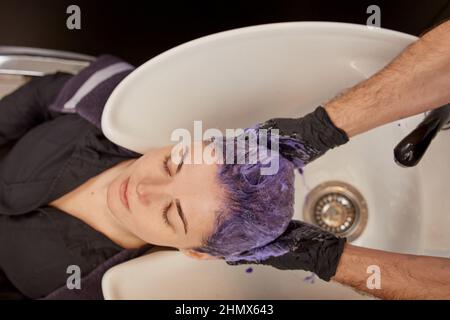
<box><xmin>135</xmin><ymin>178</ymin><xmax>171</xmax><ymax>207</ymax></box>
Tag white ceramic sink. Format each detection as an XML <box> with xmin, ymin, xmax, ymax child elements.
<box><xmin>101</xmin><ymin>22</ymin><xmax>450</xmax><ymax>299</ymax></box>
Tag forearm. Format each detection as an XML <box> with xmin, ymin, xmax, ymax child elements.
<box><xmin>332</xmin><ymin>244</ymin><xmax>450</xmax><ymax>299</ymax></box>
<box><xmin>325</xmin><ymin>20</ymin><xmax>450</xmax><ymax>137</ymax></box>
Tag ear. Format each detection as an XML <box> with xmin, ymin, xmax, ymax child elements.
<box><xmin>180</xmin><ymin>249</ymin><xmax>220</xmax><ymax>260</ymax></box>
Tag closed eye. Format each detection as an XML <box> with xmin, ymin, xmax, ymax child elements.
<box><xmin>163</xmin><ymin>147</ymin><xmax>187</xmax><ymax>177</ymax></box>
<box><xmin>163</xmin><ymin>155</ymin><xmax>171</xmax><ymax>176</ymax></box>
<box><xmin>163</xmin><ymin>201</ymin><xmax>174</xmax><ymax>229</ymax></box>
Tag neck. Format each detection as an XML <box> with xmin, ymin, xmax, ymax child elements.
<box><xmin>50</xmin><ymin>159</ymin><xmax>146</xmax><ymax>249</ymax></box>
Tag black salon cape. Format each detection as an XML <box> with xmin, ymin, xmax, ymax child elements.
<box><xmin>0</xmin><ymin>73</ymin><xmax>139</xmax><ymax>299</ymax></box>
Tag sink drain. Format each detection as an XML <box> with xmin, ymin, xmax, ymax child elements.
<box><xmin>302</xmin><ymin>181</ymin><xmax>368</xmax><ymax>242</ymax></box>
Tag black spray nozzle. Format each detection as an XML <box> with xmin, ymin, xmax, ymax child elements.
<box><xmin>394</xmin><ymin>103</ymin><xmax>450</xmax><ymax>167</ymax></box>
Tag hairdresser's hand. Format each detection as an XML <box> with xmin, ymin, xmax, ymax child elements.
<box><xmin>227</xmin><ymin>220</ymin><xmax>346</xmax><ymax>281</ymax></box>
<box><xmin>260</xmin><ymin>106</ymin><xmax>349</xmax><ymax>165</ymax></box>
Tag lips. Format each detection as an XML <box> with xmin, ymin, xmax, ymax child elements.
<box><xmin>120</xmin><ymin>177</ymin><xmax>131</xmax><ymax>211</ymax></box>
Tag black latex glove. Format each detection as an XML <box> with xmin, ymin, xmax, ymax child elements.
<box><xmin>260</xmin><ymin>106</ymin><xmax>349</xmax><ymax>165</ymax></box>
<box><xmin>227</xmin><ymin>220</ymin><xmax>347</xmax><ymax>282</ymax></box>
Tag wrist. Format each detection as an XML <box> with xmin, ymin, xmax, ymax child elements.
<box><xmin>314</xmin><ymin>236</ymin><xmax>347</xmax><ymax>281</ymax></box>
<box><xmin>296</xmin><ymin>106</ymin><xmax>349</xmax><ymax>153</ymax></box>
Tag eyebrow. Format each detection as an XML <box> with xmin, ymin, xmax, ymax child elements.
<box><xmin>175</xmin><ymin>199</ymin><xmax>188</xmax><ymax>234</ymax></box>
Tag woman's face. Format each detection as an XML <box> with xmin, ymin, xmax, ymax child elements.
<box><xmin>106</xmin><ymin>141</ymin><xmax>225</xmax><ymax>257</ymax></box>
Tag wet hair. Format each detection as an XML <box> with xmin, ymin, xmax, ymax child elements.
<box><xmin>194</xmin><ymin>128</ymin><xmax>306</xmax><ymax>262</ymax></box>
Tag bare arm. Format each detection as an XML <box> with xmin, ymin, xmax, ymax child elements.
<box><xmin>325</xmin><ymin>20</ymin><xmax>450</xmax><ymax>137</ymax></box>
<box><xmin>323</xmin><ymin>21</ymin><xmax>450</xmax><ymax>299</ymax></box>
<box><xmin>332</xmin><ymin>244</ymin><xmax>450</xmax><ymax>299</ymax></box>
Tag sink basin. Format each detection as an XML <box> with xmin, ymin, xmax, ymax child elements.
<box><xmin>101</xmin><ymin>22</ymin><xmax>449</xmax><ymax>299</ymax></box>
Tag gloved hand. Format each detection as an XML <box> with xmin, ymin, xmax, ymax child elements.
<box><xmin>227</xmin><ymin>220</ymin><xmax>346</xmax><ymax>281</ymax></box>
<box><xmin>259</xmin><ymin>105</ymin><xmax>349</xmax><ymax>165</ymax></box>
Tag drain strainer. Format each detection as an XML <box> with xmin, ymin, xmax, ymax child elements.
<box><xmin>303</xmin><ymin>181</ymin><xmax>368</xmax><ymax>242</ymax></box>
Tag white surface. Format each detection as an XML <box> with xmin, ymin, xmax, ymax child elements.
<box><xmin>102</xmin><ymin>248</ymin><xmax>369</xmax><ymax>300</ymax></box>
<box><xmin>101</xmin><ymin>21</ymin><xmax>416</xmax><ymax>152</ymax></box>
<box><xmin>101</xmin><ymin>22</ymin><xmax>438</xmax><ymax>300</ymax></box>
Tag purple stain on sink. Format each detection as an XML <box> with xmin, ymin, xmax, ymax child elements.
<box><xmin>303</xmin><ymin>273</ymin><xmax>316</xmax><ymax>284</ymax></box>
<box><xmin>245</xmin><ymin>267</ymin><xmax>253</xmax><ymax>273</ymax></box>
<box><xmin>299</xmin><ymin>168</ymin><xmax>311</xmax><ymax>194</ymax></box>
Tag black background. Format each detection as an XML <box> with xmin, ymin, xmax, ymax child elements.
<box><xmin>0</xmin><ymin>0</ymin><xmax>449</xmax><ymax>65</ymax></box>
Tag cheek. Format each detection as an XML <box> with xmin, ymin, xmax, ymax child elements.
<box><xmin>127</xmin><ymin>207</ymin><xmax>179</xmax><ymax>247</ymax></box>
<box><xmin>129</xmin><ymin>152</ymin><xmax>157</xmax><ymax>179</ymax></box>
<box><xmin>136</xmin><ymin>147</ymin><xmax>171</xmax><ymax>169</ymax></box>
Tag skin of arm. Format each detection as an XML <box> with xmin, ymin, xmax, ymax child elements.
<box><xmin>325</xmin><ymin>19</ymin><xmax>450</xmax><ymax>137</ymax></box>
<box><xmin>322</xmin><ymin>20</ymin><xmax>450</xmax><ymax>299</ymax></box>
<box><xmin>332</xmin><ymin>244</ymin><xmax>450</xmax><ymax>300</ymax></box>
